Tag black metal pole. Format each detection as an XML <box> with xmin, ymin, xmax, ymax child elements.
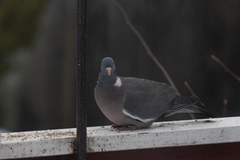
<box><xmin>77</xmin><ymin>0</ymin><xmax>87</xmax><ymax>159</ymax></box>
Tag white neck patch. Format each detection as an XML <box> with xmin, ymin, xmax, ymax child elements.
<box><xmin>113</xmin><ymin>77</ymin><xmax>122</xmax><ymax>87</ymax></box>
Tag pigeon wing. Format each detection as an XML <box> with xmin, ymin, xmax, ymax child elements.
<box><xmin>121</xmin><ymin>77</ymin><xmax>176</xmax><ymax>123</ymax></box>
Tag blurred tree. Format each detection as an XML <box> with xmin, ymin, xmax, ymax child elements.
<box><xmin>0</xmin><ymin>0</ymin><xmax>46</xmax><ymax>73</ymax></box>
<box><xmin>0</xmin><ymin>0</ymin><xmax>46</xmax><ymax>129</ymax></box>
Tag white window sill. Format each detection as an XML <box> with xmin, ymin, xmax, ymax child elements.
<box><xmin>1</xmin><ymin>116</ymin><xmax>240</xmax><ymax>159</ymax></box>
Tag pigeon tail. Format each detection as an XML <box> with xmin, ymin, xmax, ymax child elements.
<box><xmin>161</xmin><ymin>96</ymin><xmax>214</xmax><ymax>118</ymax></box>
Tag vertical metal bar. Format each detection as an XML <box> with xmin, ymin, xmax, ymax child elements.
<box><xmin>77</xmin><ymin>0</ymin><xmax>87</xmax><ymax>159</ymax></box>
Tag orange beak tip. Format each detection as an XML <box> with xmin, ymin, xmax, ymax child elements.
<box><xmin>108</xmin><ymin>70</ymin><xmax>111</xmax><ymax>76</ymax></box>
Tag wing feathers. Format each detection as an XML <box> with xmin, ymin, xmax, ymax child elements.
<box><xmin>162</xmin><ymin>96</ymin><xmax>214</xmax><ymax>118</ymax></box>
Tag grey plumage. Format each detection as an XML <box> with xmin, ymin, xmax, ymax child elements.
<box><xmin>94</xmin><ymin>57</ymin><xmax>213</xmax><ymax>130</ymax></box>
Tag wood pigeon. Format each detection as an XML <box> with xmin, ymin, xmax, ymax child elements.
<box><xmin>94</xmin><ymin>57</ymin><xmax>213</xmax><ymax>131</ymax></box>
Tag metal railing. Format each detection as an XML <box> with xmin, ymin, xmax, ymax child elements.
<box><xmin>77</xmin><ymin>0</ymin><xmax>87</xmax><ymax>159</ymax></box>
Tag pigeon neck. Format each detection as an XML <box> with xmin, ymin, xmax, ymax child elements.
<box><xmin>98</xmin><ymin>72</ymin><xmax>117</xmax><ymax>87</ymax></box>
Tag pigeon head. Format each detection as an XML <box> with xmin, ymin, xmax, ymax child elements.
<box><xmin>98</xmin><ymin>57</ymin><xmax>117</xmax><ymax>86</ymax></box>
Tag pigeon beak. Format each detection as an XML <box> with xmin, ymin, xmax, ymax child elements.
<box><xmin>106</xmin><ymin>67</ymin><xmax>111</xmax><ymax>76</ymax></box>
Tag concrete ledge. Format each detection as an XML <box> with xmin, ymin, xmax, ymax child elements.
<box><xmin>87</xmin><ymin>117</ymin><xmax>240</xmax><ymax>152</ymax></box>
<box><xmin>0</xmin><ymin>129</ymin><xmax>76</xmax><ymax>159</ymax></box>
<box><xmin>1</xmin><ymin>117</ymin><xmax>240</xmax><ymax>159</ymax></box>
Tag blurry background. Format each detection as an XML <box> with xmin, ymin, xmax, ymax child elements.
<box><xmin>0</xmin><ymin>0</ymin><xmax>240</xmax><ymax>132</ymax></box>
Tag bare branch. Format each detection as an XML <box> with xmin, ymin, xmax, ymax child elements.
<box><xmin>223</xmin><ymin>99</ymin><xmax>228</xmax><ymax>117</ymax></box>
<box><xmin>184</xmin><ymin>82</ymin><xmax>196</xmax><ymax>96</ymax></box>
<box><xmin>112</xmin><ymin>0</ymin><xmax>180</xmax><ymax>95</ymax></box>
<box><xmin>211</xmin><ymin>55</ymin><xmax>240</xmax><ymax>82</ymax></box>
